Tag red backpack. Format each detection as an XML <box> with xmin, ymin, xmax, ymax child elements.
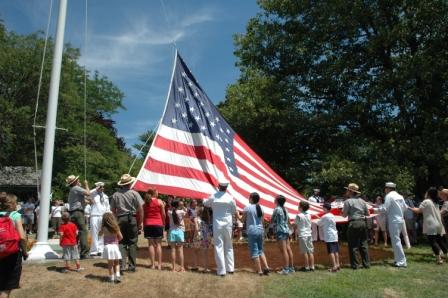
<box><xmin>0</xmin><ymin>213</ymin><xmax>20</xmax><ymax>259</ymax></box>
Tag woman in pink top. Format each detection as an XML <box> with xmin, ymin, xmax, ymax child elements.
<box><xmin>143</xmin><ymin>189</ymin><xmax>166</xmax><ymax>270</ymax></box>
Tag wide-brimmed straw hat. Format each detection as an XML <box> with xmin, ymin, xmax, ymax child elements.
<box><xmin>117</xmin><ymin>174</ymin><xmax>136</xmax><ymax>186</ymax></box>
<box><xmin>344</xmin><ymin>183</ymin><xmax>361</xmax><ymax>194</ymax></box>
<box><xmin>95</xmin><ymin>181</ymin><xmax>105</xmax><ymax>188</ymax></box>
<box><xmin>65</xmin><ymin>175</ymin><xmax>79</xmax><ymax>186</ymax></box>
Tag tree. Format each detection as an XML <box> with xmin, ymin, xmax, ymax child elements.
<box><xmin>223</xmin><ymin>0</ymin><xmax>448</xmax><ymax>196</ymax></box>
<box><xmin>0</xmin><ymin>23</ymin><xmax>133</xmax><ymax>198</ymax></box>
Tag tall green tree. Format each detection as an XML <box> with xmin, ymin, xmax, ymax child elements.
<box><xmin>222</xmin><ymin>0</ymin><xmax>448</xmax><ymax>196</ymax></box>
<box><xmin>0</xmin><ymin>23</ymin><xmax>133</xmax><ymax>198</ymax></box>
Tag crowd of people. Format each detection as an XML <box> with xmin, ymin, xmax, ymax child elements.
<box><xmin>2</xmin><ymin>175</ymin><xmax>448</xmax><ymax>296</ymax></box>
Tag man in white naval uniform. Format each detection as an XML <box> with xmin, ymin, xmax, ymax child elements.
<box><xmin>89</xmin><ymin>182</ymin><xmax>110</xmax><ymax>256</ymax></box>
<box><xmin>204</xmin><ymin>180</ymin><xmax>237</xmax><ymax>276</ymax></box>
<box><xmin>377</xmin><ymin>182</ymin><xmax>407</xmax><ymax>268</ymax></box>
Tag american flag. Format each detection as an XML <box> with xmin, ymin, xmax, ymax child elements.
<box><xmin>133</xmin><ymin>52</ymin><xmax>324</xmax><ymax>219</ymax></box>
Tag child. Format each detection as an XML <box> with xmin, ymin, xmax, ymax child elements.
<box><xmin>168</xmin><ymin>200</ymin><xmax>186</xmax><ymax>272</ymax></box>
<box><xmin>374</xmin><ymin>196</ymin><xmax>388</xmax><ymax>247</ymax></box>
<box><xmin>317</xmin><ymin>203</ymin><xmax>340</xmax><ymax>272</ymax></box>
<box><xmin>271</xmin><ymin>195</ymin><xmax>294</xmax><ymax>274</ymax></box>
<box><xmin>59</xmin><ymin>212</ymin><xmax>83</xmax><ymax>273</ymax></box>
<box><xmin>294</xmin><ymin>201</ymin><xmax>314</xmax><ymax>272</ymax></box>
<box><xmin>99</xmin><ymin>212</ymin><xmax>123</xmax><ymax>283</ymax></box>
<box><xmin>198</xmin><ymin>206</ymin><xmax>213</xmax><ymax>272</ymax></box>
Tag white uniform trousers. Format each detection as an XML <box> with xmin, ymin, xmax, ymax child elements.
<box><xmin>389</xmin><ymin>222</ymin><xmax>407</xmax><ymax>266</ymax></box>
<box><xmin>90</xmin><ymin>215</ymin><xmax>104</xmax><ymax>254</ymax></box>
<box><xmin>213</xmin><ymin>226</ymin><xmax>234</xmax><ymax>275</ymax></box>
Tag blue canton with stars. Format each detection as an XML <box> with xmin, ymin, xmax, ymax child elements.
<box><xmin>161</xmin><ymin>53</ymin><xmax>239</xmax><ymax>176</ymax></box>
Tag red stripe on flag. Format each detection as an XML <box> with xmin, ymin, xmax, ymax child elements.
<box><xmin>133</xmin><ymin>180</ymin><xmax>211</xmax><ymax>199</ymax></box>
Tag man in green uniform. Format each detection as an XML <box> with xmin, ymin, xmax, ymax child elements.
<box><xmin>66</xmin><ymin>175</ymin><xmax>90</xmax><ymax>259</ymax></box>
<box><xmin>342</xmin><ymin>183</ymin><xmax>370</xmax><ymax>269</ymax></box>
<box><xmin>110</xmin><ymin>174</ymin><xmax>144</xmax><ymax>273</ymax></box>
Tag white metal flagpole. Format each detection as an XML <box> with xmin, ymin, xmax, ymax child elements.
<box><xmin>28</xmin><ymin>0</ymin><xmax>68</xmax><ymax>260</ymax></box>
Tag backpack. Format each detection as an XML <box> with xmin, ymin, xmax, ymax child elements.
<box><xmin>0</xmin><ymin>212</ymin><xmax>20</xmax><ymax>259</ymax></box>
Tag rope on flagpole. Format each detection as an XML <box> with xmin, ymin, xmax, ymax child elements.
<box><xmin>83</xmin><ymin>0</ymin><xmax>88</xmax><ymax>180</ymax></box>
<box><xmin>32</xmin><ymin>0</ymin><xmax>54</xmax><ymax>199</ymax></box>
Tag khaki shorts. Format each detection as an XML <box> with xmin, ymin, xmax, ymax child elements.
<box><xmin>299</xmin><ymin>236</ymin><xmax>314</xmax><ymax>254</ymax></box>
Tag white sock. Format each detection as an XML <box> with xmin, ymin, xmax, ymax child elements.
<box><xmin>115</xmin><ymin>271</ymin><xmax>120</xmax><ymax>277</ymax></box>
<box><xmin>110</xmin><ymin>275</ymin><xmax>115</xmax><ymax>280</ymax></box>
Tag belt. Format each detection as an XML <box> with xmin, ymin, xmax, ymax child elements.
<box><xmin>117</xmin><ymin>213</ymin><xmax>136</xmax><ymax>218</ymax></box>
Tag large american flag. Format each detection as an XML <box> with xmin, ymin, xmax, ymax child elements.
<box><xmin>133</xmin><ymin>52</ymin><xmax>324</xmax><ymax>219</ymax></box>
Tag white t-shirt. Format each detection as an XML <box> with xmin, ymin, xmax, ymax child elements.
<box><xmin>23</xmin><ymin>202</ymin><xmax>35</xmax><ymax>216</ymax></box>
<box><xmin>90</xmin><ymin>190</ymin><xmax>110</xmax><ymax>216</ymax></box>
<box><xmin>84</xmin><ymin>204</ymin><xmax>91</xmax><ymax>216</ymax></box>
<box><xmin>204</xmin><ymin>191</ymin><xmax>237</xmax><ymax>229</ymax></box>
<box><xmin>169</xmin><ymin>209</ymin><xmax>186</xmax><ymax>231</ymax></box>
<box><xmin>51</xmin><ymin>206</ymin><xmax>63</xmax><ymax>218</ymax></box>
<box><xmin>317</xmin><ymin>213</ymin><xmax>338</xmax><ymax>242</ymax></box>
<box><xmin>294</xmin><ymin>212</ymin><xmax>312</xmax><ymax>238</ymax></box>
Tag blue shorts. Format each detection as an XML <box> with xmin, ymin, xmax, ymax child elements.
<box><xmin>168</xmin><ymin>228</ymin><xmax>184</xmax><ymax>244</ymax></box>
<box><xmin>248</xmin><ymin>233</ymin><xmax>264</xmax><ymax>258</ymax></box>
<box><xmin>276</xmin><ymin>232</ymin><xmax>289</xmax><ymax>241</ymax></box>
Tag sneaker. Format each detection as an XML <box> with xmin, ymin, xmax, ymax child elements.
<box><xmin>298</xmin><ymin>267</ymin><xmax>310</xmax><ymax>272</ymax></box>
<box><xmin>288</xmin><ymin>267</ymin><xmax>295</xmax><ymax>273</ymax></box>
<box><xmin>277</xmin><ymin>268</ymin><xmax>289</xmax><ymax>275</ymax></box>
<box><xmin>75</xmin><ymin>267</ymin><xmax>85</xmax><ymax>272</ymax></box>
<box><xmin>262</xmin><ymin>268</ymin><xmax>270</xmax><ymax>275</ymax></box>
<box><xmin>61</xmin><ymin>268</ymin><xmax>70</xmax><ymax>273</ymax></box>
<box><xmin>115</xmin><ymin>276</ymin><xmax>122</xmax><ymax>283</ymax></box>
<box><xmin>310</xmin><ymin>267</ymin><xmax>315</xmax><ymax>272</ymax></box>
<box><xmin>108</xmin><ymin>278</ymin><xmax>115</xmax><ymax>283</ymax></box>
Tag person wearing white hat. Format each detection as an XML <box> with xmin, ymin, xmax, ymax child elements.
<box><xmin>203</xmin><ymin>180</ymin><xmax>237</xmax><ymax>276</ymax></box>
<box><xmin>376</xmin><ymin>182</ymin><xmax>407</xmax><ymax>268</ymax></box>
<box><xmin>66</xmin><ymin>175</ymin><xmax>91</xmax><ymax>258</ymax></box>
<box><xmin>89</xmin><ymin>182</ymin><xmax>110</xmax><ymax>256</ymax></box>
<box><xmin>110</xmin><ymin>174</ymin><xmax>144</xmax><ymax>273</ymax></box>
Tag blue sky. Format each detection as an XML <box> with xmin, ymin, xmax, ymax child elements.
<box><xmin>0</xmin><ymin>0</ymin><xmax>260</xmax><ymax>152</ymax></box>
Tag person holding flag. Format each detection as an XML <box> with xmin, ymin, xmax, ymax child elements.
<box><xmin>203</xmin><ymin>180</ymin><xmax>237</xmax><ymax>277</ymax></box>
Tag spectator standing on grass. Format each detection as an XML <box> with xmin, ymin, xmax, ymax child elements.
<box><xmin>271</xmin><ymin>195</ymin><xmax>294</xmax><ymax>275</ymax></box>
<box><xmin>89</xmin><ymin>182</ymin><xmax>110</xmax><ymax>257</ymax></box>
<box><xmin>59</xmin><ymin>212</ymin><xmax>84</xmax><ymax>273</ymax></box>
<box><xmin>0</xmin><ymin>193</ymin><xmax>28</xmax><ymax>298</ymax></box>
<box><xmin>66</xmin><ymin>175</ymin><xmax>91</xmax><ymax>259</ymax></box>
<box><xmin>342</xmin><ymin>183</ymin><xmax>370</xmax><ymax>269</ymax></box>
<box><xmin>404</xmin><ymin>193</ymin><xmax>417</xmax><ymax>245</ymax></box>
<box><xmin>409</xmin><ymin>187</ymin><xmax>447</xmax><ymax>264</ymax></box>
<box><xmin>317</xmin><ymin>203</ymin><xmax>340</xmax><ymax>272</ymax></box>
<box><xmin>203</xmin><ymin>180</ymin><xmax>237</xmax><ymax>277</ymax></box>
<box><xmin>99</xmin><ymin>212</ymin><xmax>123</xmax><ymax>283</ymax></box>
<box><xmin>110</xmin><ymin>174</ymin><xmax>144</xmax><ymax>273</ymax></box>
<box><xmin>22</xmin><ymin>197</ymin><xmax>35</xmax><ymax>235</ymax></box>
<box><xmin>168</xmin><ymin>200</ymin><xmax>186</xmax><ymax>272</ymax></box>
<box><xmin>294</xmin><ymin>201</ymin><xmax>315</xmax><ymax>272</ymax></box>
<box><xmin>143</xmin><ymin>188</ymin><xmax>165</xmax><ymax>270</ymax></box>
<box><xmin>240</xmin><ymin>192</ymin><xmax>270</xmax><ymax>276</ymax></box>
<box><xmin>373</xmin><ymin>195</ymin><xmax>388</xmax><ymax>247</ymax></box>
<box><xmin>50</xmin><ymin>200</ymin><xmax>63</xmax><ymax>238</ymax></box>
<box><xmin>439</xmin><ymin>189</ymin><xmax>448</xmax><ymax>236</ymax></box>
<box><xmin>198</xmin><ymin>206</ymin><xmax>213</xmax><ymax>272</ymax></box>
<box><xmin>376</xmin><ymin>182</ymin><xmax>407</xmax><ymax>268</ymax></box>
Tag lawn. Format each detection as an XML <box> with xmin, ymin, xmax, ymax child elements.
<box><xmin>12</xmin><ymin>244</ymin><xmax>446</xmax><ymax>298</ymax></box>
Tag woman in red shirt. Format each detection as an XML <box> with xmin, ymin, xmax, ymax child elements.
<box><xmin>143</xmin><ymin>189</ymin><xmax>166</xmax><ymax>270</ymax></box>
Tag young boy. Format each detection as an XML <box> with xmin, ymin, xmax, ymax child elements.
<box><xmin>294</xmin><ymin>201</ymin><xmax>314</xmax><ymax>272</ymax></box>
<box><xmin>317</xmin><ymin>203</ymin><xmax>340</xmax><ymax>272</ymax></box>
<box><xmin>59</xmin><ymin>212</ymin><xmax>83</xmax><ymax>272</ymax></box>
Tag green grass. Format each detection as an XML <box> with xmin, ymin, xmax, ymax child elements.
<box><xmin>261</xmin><ymin>245</ymin><xmax>445</xmax><ymax>298</ymax></box>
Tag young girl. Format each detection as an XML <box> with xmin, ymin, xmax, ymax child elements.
<box><xmin>198</xmin><ymin>206</ymin><xmax>213</xmax><ymax>272</ymax></box>
<box><xmin>99</xmin><ymin>212</ymin><xmax>123</xmax><ymax>283</ymax></box>
<box><xmin>241</xmin><ymin>192</ymin><xmax>270</xmax><ymax>275</ymax></box>
<box><xmin>317</xmin><ymin>203</ymin><xmax>340</xmax><ymax>272</ymax></box>
<box><xmin>271</xmin><ymin>195</ymin><xmax>294</xmax><ymax>274</ymax></box>
<box><xmin>168</xmin><ymin>200</ymin><xmax>186</xmax><ymax>272</ymax></box>
<box><xmin>374</xmin><ymin>196</ymin><xmax>388</xmax><ymax>247</ymax></box>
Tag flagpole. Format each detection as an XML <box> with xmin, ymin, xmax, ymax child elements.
<box><xmin>28</xmin><ymin>0</ymin><xmax>68</xmax><ymax>260</ymax></box>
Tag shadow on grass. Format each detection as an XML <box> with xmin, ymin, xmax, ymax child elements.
<box><xmin>46</xmin><ymin>266</ymin><xmax>67</xmax><ymax>273</ymax></box>
<box><xmin>84</xmin><ymin>274</ymin><xmax>110</xmax><ymax>283</ymax></box>
<box><xmin>92</xmin><ymin>262</ymin><xmax>108</xmax><ymax>268</ymax></box>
